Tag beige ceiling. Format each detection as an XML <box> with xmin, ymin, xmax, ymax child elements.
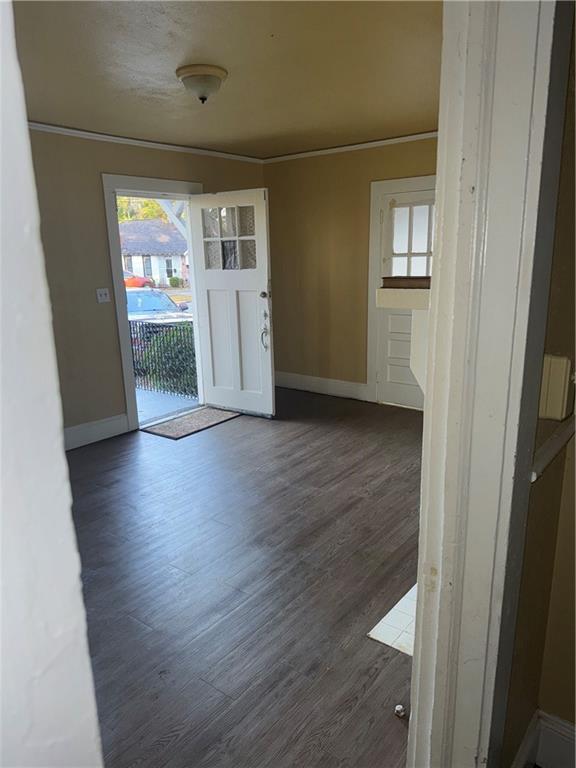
<box><xmin>14</xmin><ymin>1</ymin><xmax>441</xmax><ymax>159</ymax></box>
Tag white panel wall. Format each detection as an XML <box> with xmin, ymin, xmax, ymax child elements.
<box><xmin>410</xmin><ymin>309</ymin><xmax>429</xmax><ymax>393</ymax></box>
<box><xmin>1</xmin><ymin>4</ymin><xmax>103</xmax><ymax>765</ymax></box>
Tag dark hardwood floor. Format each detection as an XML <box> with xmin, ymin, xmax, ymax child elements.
<box><xmin>69</xmin><ymin>388</ymin><xmax>423</xmax><ymax>768</ymax></box>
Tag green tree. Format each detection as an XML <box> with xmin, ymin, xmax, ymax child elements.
<box><xmin>140</xmin><ymin>325</ymin><xmax>197</xmax><ymax>397</ymax></box>
<box><xmin>116</xmin><ymin>196</ymin><xmax>168</xmax><ymax>223</ymax></box>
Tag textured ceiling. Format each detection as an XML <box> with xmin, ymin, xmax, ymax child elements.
<box><xmin>14</xmin><ymin>1</ymin><xmax>442</xmax><ymax>159</ymax></box>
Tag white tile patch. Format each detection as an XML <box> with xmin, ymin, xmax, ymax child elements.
<box><xmin>368</xmin><ymin>584</ymin><xmax>417</xmax><ymax>656</ymax></box>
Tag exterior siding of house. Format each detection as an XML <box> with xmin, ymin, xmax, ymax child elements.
<box><xmin>124</xmin><ymin>253</ymin><xmax>187</xmax><ymax>286</ymax></box>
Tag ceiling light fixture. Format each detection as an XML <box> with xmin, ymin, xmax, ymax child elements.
<box><xmin>176</xmin><ymin>64</ymin><xmax>228</xmax><ymax>104</ymax></box>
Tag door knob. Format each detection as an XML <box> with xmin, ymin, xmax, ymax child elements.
<box><xmin>260</xmin><ymin>291</ymin><xmax>268</xmax><ymax>298</ymax></box>
<box><xmin>260</xmin><ymin>327</ymin><xmax>269</xmax><ymax>350</ymax></box>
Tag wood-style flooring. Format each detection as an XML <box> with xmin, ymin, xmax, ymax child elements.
<box><xmin>69</xmin><ymin>388</ymin><xmax>423</xmax><ymax>768</ymax></box>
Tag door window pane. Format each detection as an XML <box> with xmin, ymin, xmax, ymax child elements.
<box><xmin>220</xmin><ymin>207</ymin><xmax>237</xmax><ymax>237</ymax></box>
<box><xmin>393</xmin><ymin>207</ymin><xmax>409</xmax><ymax>253</ymax></box>
<box><xmin>411</xmin><ymin>206</ymin><xmax>429</xmax><ymax>252</ymax></box>
<box><xmin>222</xmin><ymin>240</ymin><xmax>239</xmax><ymax>270</ymax></box>
<box><xmin>240</xmin><ymin>239</ymin><xmax>256</xmax><ymax>269</ymax></box>
<box><xmin>410</xmin><ymin>256</ymin><xmax>428</xmax><ymax>276</ymax></box>
<box><xmin>204</xmin><ymin>241</ymin><xmax>221</xmax><ymax>269</ymax></box>
<box><xmin>238</xmin><ymin>206</ymin><xmax>255</xmax><ymax>236</ymax></box>
<box><xmin>202</xmin><ymin>208</ymin><xmax>220</xmax><ymax>238</ymax></box>
<box><xmin>392</xmin><ymin>256</ymin><xmax>408</xmax><ymax>276</ymax></box>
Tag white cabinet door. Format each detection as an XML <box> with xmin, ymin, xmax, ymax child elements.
<box><xmin>377</xmin><ymin>309</ymin><xmax>424</xmax><ymax>409</ymax></box>
<box><xmin>189</xmin><ymin>189</ymin><xmax>274</xmax><ymax>416</ymax></box>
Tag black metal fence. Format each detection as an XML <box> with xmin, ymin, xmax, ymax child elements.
<box><xmin>129</xmin><ymin>320</ymin><xmax>198</xmax><ymax>398</ymax></box>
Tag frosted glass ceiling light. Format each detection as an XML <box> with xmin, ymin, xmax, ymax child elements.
<box><xmin>176</xmin><ymin>64</ymin><xmax>228</xmax><ymax>104</ymax></box>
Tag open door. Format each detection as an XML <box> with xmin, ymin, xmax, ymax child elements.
<box><xmin>189</xmin><ymin>189</ymin><xmax>275</xmax><ymax>416</ymax></box>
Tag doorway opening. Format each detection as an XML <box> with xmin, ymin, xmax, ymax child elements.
<box><xmin>363</xmin><ymin>176</ymin><xmax>435</xmax><ymax>659</ymax></box>
<box><xmin>367</xmin><ymin>175</ymin><xmax>436</xmax><ymax>411</ymax></box>
<box><xmin>104</xmin><ymin>176</ymin><xmax>276</xmax><ymax>433</ymax></box>
<box><xmin>115</xmin><ymin>194</ymin><xmax>201</xmax><ymax>426</ymax></box>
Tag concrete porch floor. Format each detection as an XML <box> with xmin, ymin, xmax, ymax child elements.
<box><xmin>136</xmin><ymin>388</ymin><xmax>199</xmax><ymax>426</ymax></box>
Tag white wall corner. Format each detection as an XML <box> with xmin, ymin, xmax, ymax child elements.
<box><xmin>1</xmin><ymin>2</ymin><xmax>103</xmax><ymax>764</ymax></box>
<box><xmin>64</xmin><ymin>414</ymin><xmax>130</xmax><ymax>451</ymax></box>
<box><xmin>275</xmin><ymin>371</ymin><xmax>376</xmax><ymax>403</ymax></box>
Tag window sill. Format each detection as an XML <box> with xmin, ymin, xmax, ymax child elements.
<box><xmin>381</xmin><ymin>277</ymin><xmax>431</xmax><ymax>289</ymax></box>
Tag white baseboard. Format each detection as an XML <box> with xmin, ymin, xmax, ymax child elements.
<box><xmin>275</xmin><ymin>371</ymin><xmax>375</xmax><ymax>402</ymax></box>
<box><xmin>511</xmin><ymin>711</ymin><xmax>540</xmax><ymax>768</ymax></box>
<box><xmin>537</xmin><ymin>711</ymin><xmax>575</xmax><ymax>768</ymax></box>
<box><xmin>64</xmin><ymin>414</ymin><xmax>130</xmax><ymax>451</ymax></box>
<box><xmin>512</xmin><ymin>710</ymin><xmax>575</xmax><ymax>768</ymax></box>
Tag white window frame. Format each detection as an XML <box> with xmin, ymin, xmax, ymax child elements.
<box><xmin>408</xmin><ymin>2</ymin><xmax>572</xmax><ymax>766</ymax></box>
<box><xmin>142</xmin><ymin>255</ymin><xmax>152</xmax><ymax>278</ymax></box>
<box><xmin>102</xmin><ymin>175</ymin><xmax>203</xmax><ymax>431</ymax></box>
<box><xmin>386</xmin><ymin>195</ymin><xmax>435</xmax><ymax>278</ymax></box>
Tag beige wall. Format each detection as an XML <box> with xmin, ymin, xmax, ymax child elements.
<box><xmin>501</xmin><ymin>448</ymin><xmax>569</xmax><ymax>765</ymax></box>
<box><xmin>539</xmin><ymin>437</ymin><xmax>575</xmax><ymax>723</ymax></box>
<box><xmin>536</xmin><ymin>43</ymin><xmax>575</xmax><ymax>449</ymax></box>
<box><xmin>502</xmin><ymin>440</ymin><xmax>574</xmax><ymax>766</ymax></box>
<box><xmin>32</xmin><ymin>131</ymin><xmax>436</xmax><ymax>427</ymax></box>
<box><xmin>30</xmin><ymin>131</ymin><xmax>263</xmax><ymax>427</ymax></box>
<box><xmin>264</xmin><ymin>139</ymin><xmax>437</xmax><ymax>382</ymax></box>
<box><xmin>502</xmin><ymin>49</ymin><xmax>575</xmax><ymax>764</ymax></box>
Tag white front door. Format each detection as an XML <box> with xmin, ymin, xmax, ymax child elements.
<box><xmin>375</xmin><ymin>187</ymin><xmax>435</xmax><ymax>409</ymax></box>
<box><xmin>189</xmin><ymin>189</ymin><xmax>275</xmax><ymax>416</ymax></box>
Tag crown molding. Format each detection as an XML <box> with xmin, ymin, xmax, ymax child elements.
<box><xmin>261</xmin><ymin>131</ymin><xmax>438</xmax><ymax>163</ymax></box>
<box><xmin>27</xmin><ymin>122</ymin><xmax>263</xmax><ymax>164</ymax></box>
<box><xmin>28</xmin><ymin>121</ymin><xmax>438</xmax><ymax>164</ymax></box>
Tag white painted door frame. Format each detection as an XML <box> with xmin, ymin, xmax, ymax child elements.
<box><xmin>408</xmin><ymin>3</ymin><xmax>572</xmax><ymax>767</ymax></box>
<box><xmin>367</xmin><ymin>176</ymin><xmax>436</xmax><ymax>407</ymax></box>
<box><xmin>102</xmin><ymin>175</ymin><xmax>203</xmax><ymax>430</ymax></box>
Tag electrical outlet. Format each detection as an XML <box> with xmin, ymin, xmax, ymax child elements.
<box><xmin>96</xmin><ymin>287</ymin><xmax>111</xmax><ymax>304</ymax></box>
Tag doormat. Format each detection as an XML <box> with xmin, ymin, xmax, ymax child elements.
<box><xmin>142</xmin><ymin>407</ymin><xmax>241</xmax><ymax>440</ymax></box>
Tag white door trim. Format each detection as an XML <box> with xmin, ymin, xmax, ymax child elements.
<box><xmin>102</xmin><ymin>174</ymin><xmax>203</xmax><ymax>431</ymax></box>
<box><xmin>408</xmin><ymin>3</ymin><xmax>572</xmax><ymax>767</ymax></box>
<box><xmin>367</xmin><ymin>175</ymin><xmax>435</xmax><ymax>404</ymax></box>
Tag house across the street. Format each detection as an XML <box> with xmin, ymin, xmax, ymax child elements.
<box><xmin>119</xmin><ymin>218</ymin><xmax>188</xmax><ymax>286</ymax></box>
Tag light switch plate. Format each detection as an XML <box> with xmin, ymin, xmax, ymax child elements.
<box><xmin>539</xmin><ymin>354</ymin><xmax>572</xmax><ymax>420</ymax></box>
<box><xmin>96</xmin><ymin>287</ymin><xmax>111</xmax><ymax>304</ymax></box>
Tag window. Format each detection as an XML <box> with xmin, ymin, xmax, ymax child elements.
<box><xmin>165</xmin><ymin>258</ymin><xmax>174</xmax><ymax>278</ymax></box>
<box><xmin>126</xmin><ymin>289</ymin><xmax>179</xmax><ymax>314</ymax></box>
<box><xmin>142</xmin><ymin>256</ymin><xmax>152</xmax><ymax>278</ymax></box>
<box><xmin>201</xmin><ymin>205</ymin><xmax>257</xmax><ymax>269</ymax></box>
<box><xmin>388</xmin><ymin>202</ymin><xmax>435</xmax><ymax>277</ymax></box>
<box><xmin>124</xmin><ymin>255</ymin><xmax>133</xmax><ymax>272</ymax></box>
